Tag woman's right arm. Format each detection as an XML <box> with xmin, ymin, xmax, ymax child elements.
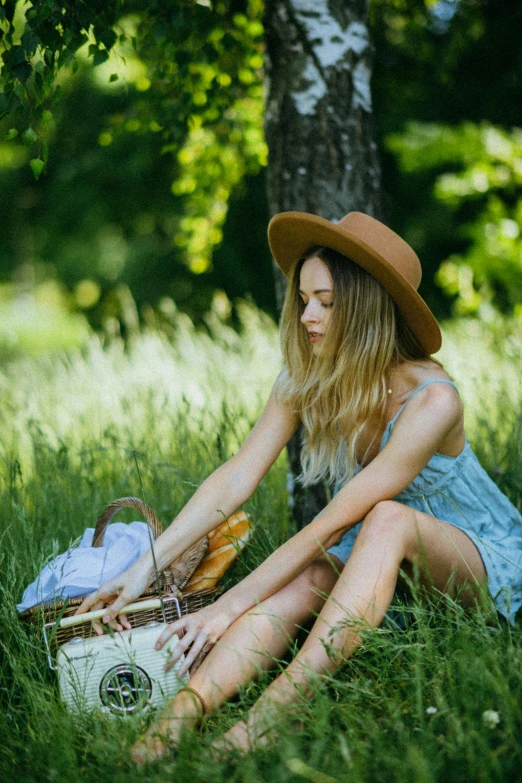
<box><xmin>76</xmin><ymin>384</ymin><xmax>300</xmax><ymax>620</ymax></box>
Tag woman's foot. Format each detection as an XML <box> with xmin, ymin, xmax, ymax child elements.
<box><xmin>211</xmin><ymin>719</ymin><xmax>256</xmax><ymax>756</ymax></box>
<box><xmin>130</xmin><ymin>688</ymin><xmax>204</xmax><ymax>765</ymax></box>
<box><xmin>212</xmin><ymin>709</ymin><xmax>277</xmax><ymax>757</ymax></box>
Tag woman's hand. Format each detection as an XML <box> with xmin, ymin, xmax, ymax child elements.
<box><xmin>157</xmin><ymin>600</ymin><xmax>235</xmax><ymax>678</ymax></box>
<box><xmin>74</xmin><ymin>560</ymin><xmax>152</xmax><ymax>633</ymax></box>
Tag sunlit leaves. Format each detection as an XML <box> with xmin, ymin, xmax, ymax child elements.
<box><xmin>389</xmin><ymin>121</ymin><xmax>522</xmax><ymax>316</ymax></box>
<box><xmin>29</xmin><ymin>156</ymin><xmax>45</xmax><ymax>179</ymax></box>
<box><xmin>130</xmin><ymin>0</ymin><xmax>266</xmax><ymax>274</ymax></box>
<box><xmin>0</xmin><ymin>0</ymin><xmax>124</xmax><ymax>157</ymax></box>
<box><xmin>172</xmin><ymin>125</ymin><xmax>243</xmax><ymax>273</ymax></box>
<box><xmin>21</xmin><ymin>127</ymin><xmax>37</xmax><ymax>146</ymax></box>
<box><xmin>0</xmin><ymin>0</ymin><xmax>267</xmax><ymax>281</ymax></box>
<box><xmin>169</xmin><ymin>82</ymin><xmax>267</xmax><ymax>274</ymax></box>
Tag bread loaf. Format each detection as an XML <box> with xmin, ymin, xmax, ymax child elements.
<box><xmin>183</xmin><ymin>510</ymin><xmax>251</xmax><ymax>593</ymax></box>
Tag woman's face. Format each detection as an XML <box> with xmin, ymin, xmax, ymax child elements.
<box><xmin>299</xmin><ymin>256</ymin><xmax>334</xmax><ymax>355</ymax></box>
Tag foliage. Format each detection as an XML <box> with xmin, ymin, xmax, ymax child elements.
<box><xmin>0</xmin><ymin>0</ymin><xmax>272</xmax><ymax>326</ymax></box>
<box><xmin>0</xmin><ymin>0</ymin><xmax>124</xmax><ymax>177</ymax></box>
<box><xmin>371</xmin><ymin>0</ymin><xmax>522</xmax><ymax>318</ymax></box>
<box><xmin>0</xmin><ymin>0</ymin><xmax>266</xmax><ymax>278</ymax></box>
<box><xmin>0</xmin><ymin>64</ymin><xmax>274</xmax><ymax>329</ymax></box>
<box><xmin>388</xmin><ymin>123</ymin><xmax>522</xmax><ymax>316</ymax></box>
<box><xmin>2</xmin><ymin>0</ymin><xmax>522</xmax><ymax>333</ymax></box>
<box><xmin>130</xmin><ymin>0</ymin><xmax>266</xmax><ymax>274</ymax></box>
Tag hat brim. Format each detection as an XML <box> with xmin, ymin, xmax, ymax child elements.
<box><xmin>268</xmin><ymin>212</ymin><xmax>442</xmax><ymax>355</ymax></box>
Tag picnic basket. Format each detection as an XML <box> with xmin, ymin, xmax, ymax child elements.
<box><xmin>20</xmin><ymin>496</ymin><xmax>250</xmax><ymax>650</ymax></box>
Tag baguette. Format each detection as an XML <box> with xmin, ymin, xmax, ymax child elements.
<box><xmin>183</xmin><ymin>510</ymin><xmax>252</xmax><ymax>593</ymax></box>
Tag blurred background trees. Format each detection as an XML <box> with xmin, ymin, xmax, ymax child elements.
<box><xmin>0</xmin><ymin>0</ymin><xmax>522</xmax><ymax>351</ymax></box>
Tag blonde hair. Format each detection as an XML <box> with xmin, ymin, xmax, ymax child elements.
<box><xmin>276</xmin><ymin>246</ymin><xmax>430</xmax><ymax>487</ymax></box>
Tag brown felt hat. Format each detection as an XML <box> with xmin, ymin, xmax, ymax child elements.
<box><xmin>268</xmin><ymin>211</ymin><xmax>442</xmax><ymax>354</ymax></box>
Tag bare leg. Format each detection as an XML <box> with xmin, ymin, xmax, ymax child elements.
<box><xmin>130</xmin><ymin>555</ymin><xmax>341</xmax><ymax>763</ymax></box>
<box><xmin>221</xmin><ymin>501</ymin><xmax>487</xmax><ymax>752</ymax></box>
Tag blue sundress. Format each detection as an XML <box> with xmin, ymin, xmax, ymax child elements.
<box><xmin>327</xmin><ymin>379</ymin><xmax>522</xmax><ymax>624</ymax></box>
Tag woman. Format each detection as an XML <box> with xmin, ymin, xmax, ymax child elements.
<box><xmin>77</xmin><ymin>211</ymin><xmax>522</xmax><ymax>760</ymax></box>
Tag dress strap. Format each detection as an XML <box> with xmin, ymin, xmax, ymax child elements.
<box><xmin>387</xmin><ymin>379</ymin><xmax>459</xmax><ymax>431</ymax></box>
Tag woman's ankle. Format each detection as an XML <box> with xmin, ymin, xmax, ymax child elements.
<box><xmin>162</xmin><ymin>687</ymin><xmax>205</xmax><ymax>724</ymax></box>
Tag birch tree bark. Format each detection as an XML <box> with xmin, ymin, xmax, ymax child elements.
<box><xmin>264</xmin><ymin>0</ymin><xmax>383</xmax><ymax>528</ymax></box>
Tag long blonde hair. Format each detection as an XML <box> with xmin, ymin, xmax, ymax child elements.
<box><xmin>276</xmin><ymin>246</ymin><xmax>430</xmax><ymax>487</ymax></box>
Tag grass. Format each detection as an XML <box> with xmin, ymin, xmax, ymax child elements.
<box><xmin>1</xmin><ymin>308</ymin><xmax>522</xmax><ymax>782</ymax></box>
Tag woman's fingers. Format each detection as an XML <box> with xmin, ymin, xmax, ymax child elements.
<box><xmin>155</xmin><ymin>619</ymin><xmax>188</xmax><ymax>650</ymax></box>
<box><xmin>100</xmin><ymin>593</ymin><xmax>132</xmax><ymax>624</ymax></box>
<box><xmin>176</xmin><ymin>632</ymin><xmax>211</xmax><ymax>678</ymax></box>
<box><xmin>75</xmin><ymin>584</ymin><xmax>120</xmax><ymax>615</ymax></box>
<box><xmin>188</xmin><ymin>642</ymin><xmax>212</xmax><ymax>676</ymax></box>
<box><xmin>75</xmin><ymin>590</ymin><xmax>101</xmax><ymax>615</ymax></box>
<box><xmin>164</xmin><ymin>628</ymin><xmax>198</xmax><ymax>671</ymax></box>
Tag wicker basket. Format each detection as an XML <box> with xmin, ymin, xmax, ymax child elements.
<box><xmin>20</xmin><ymin>497</ymin><xmax>222</xmax><ymax>649</ymax></box>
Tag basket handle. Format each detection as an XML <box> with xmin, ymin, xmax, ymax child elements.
<box><xmin>91</xmin><ymin>497</ymin><xmax>209</xmax><ymax>593</ymax></box>
<box><xmin>92</xmin><ymin>496</ymin><xmax>163</xmax><ymax>547</ymax></box>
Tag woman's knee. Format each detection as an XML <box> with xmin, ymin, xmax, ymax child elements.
<box><xmin>358</xmin><ymin>500</ymin><xmax>415</xmax><ymax>548</ymax></box>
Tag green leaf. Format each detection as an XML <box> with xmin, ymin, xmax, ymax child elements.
<box><xmin>6</xmin><ymin>128</ymin><xmax>18</xmax><ymax>140</ymax></box>
<box><xmin>4</xmin><ymin>44</ymin><xmax>26</xmax><ymax>66</ymax></box>
<box><xmin>57</xmin><ymin>48</ymin><xmax>76</xmax><ymax>69</ymax></box>
<box><xmin>21</xmin><ymin>28</ymin><xmax>39</xmax><ymax>55</ymax></box>
<box><xmin>30</xmin><ymin>158</ymin><xmax>45</xmax><ymax>180</ymax></box>
<box><xmin>34</xmin><ymin>70</ymin><xmax>44</xmax><ymax>97</ymax></box>
<box><xmin>50</xmin><ymin>85</ymin><xmax>62</xmax><ymax>104</ymax></box>
<box><xmin>0</xmin><ymin>90</ymin><xmax>20</xmax><ymax>118</ymax></box>
<box><xmin>22</xmin><ymin>127</ymin><xmax>38</xmax><ymax>146</ymax></box>
<box><xmin>12</xmin><ymin>62</ymin><xmax>32</xmax><ymax>84</ymax></box>
<box><xmin>41</xmin><ymin>110</ymin><xmax>53</xmax><ymax>124</ymax></box>
<box><xmin>92</xmin><ymin>48</ymin><xmax>109</xmax><ymax>67</ymax></box>
<box><xmin>3</xmin><ymin>0</ymin><xmax>16</xmax><ymax>24</ymax></box>
<box><xmin>95</xmin><ymin>26</ymin><xmax>117</xmax><ymax>51</ymax></box>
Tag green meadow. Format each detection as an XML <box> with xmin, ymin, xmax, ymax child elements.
<box><xmin>1</xmin><ymin>309</ymin><xmax>522</xmax><ymax>782</ymax></box>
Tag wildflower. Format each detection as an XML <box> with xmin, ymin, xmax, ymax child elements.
<box><xmin>425</xmin><ymin>706</ymin><xmax>438</xmax><ymax>715</ymax></box>
<box><xmin>482</xmin><ymin>709</ymin><xmax>500</xmax><ymax>728</ymax></box>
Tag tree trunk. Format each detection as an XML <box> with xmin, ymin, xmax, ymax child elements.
<box><xmin>264</xmin><ymin>0</ymin><xmax>383</xmax><ymax>528</ymax></box>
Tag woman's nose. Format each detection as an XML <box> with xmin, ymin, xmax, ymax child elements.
<box><xmin>301</xmin><ymin>301</ymin><xmax>320</xmax><ymax>324</ymax></box>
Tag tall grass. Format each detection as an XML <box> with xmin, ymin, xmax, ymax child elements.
<box><xmin>1</xmin><ymin>310</ymin><xmax>522</xmax><ymax>782</ymax></box>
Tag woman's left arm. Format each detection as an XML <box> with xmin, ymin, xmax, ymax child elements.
<box><xmin>161</xmin><ymin>383</ymin><xmax>462</xmax><ymax>674</ymax></box>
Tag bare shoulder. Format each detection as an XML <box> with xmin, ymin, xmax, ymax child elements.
<box><xmin>391</xmin><ymin>366</ymin><xmax>465</xmax><ymax>457</ymax></box>
<box><xmin>415</xmin><ymin>380</ymin><xmax>463</xmax><ymax>422</ymax></box>
<box><xmin>390</xmin><ymin>359</ymin><xmax>464</xmax><ymax>434</ymax></box>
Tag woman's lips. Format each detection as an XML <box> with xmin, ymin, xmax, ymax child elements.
<box><xmin>308</xmin><ymin>332</ymin><xmax>323</xmax><ymax>343</ymax></box>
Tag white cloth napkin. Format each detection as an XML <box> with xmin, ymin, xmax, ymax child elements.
<box><xmin>17</xmin><ymin>522</ymin><xmax>153</xmax><ymax>612</ymax></box>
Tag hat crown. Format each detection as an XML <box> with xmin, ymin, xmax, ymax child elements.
<box><xmin>338</xmin><ymin>212</ymin><xmax>422</xmax><ymax>291</ymax></box>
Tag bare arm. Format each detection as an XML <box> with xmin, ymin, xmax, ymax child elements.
<box><xmin>76</xmin><ymin>384</ymin><xmax>299</xmax><ymax>618</ymax></box>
